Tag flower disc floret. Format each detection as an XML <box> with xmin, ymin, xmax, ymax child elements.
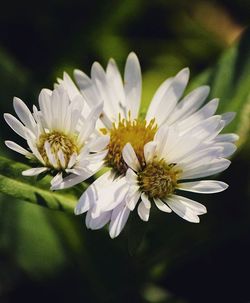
<box><xmin>138</xmin><ymin>160</ymin><xmax>180</xmax><ymax>199</ymax></box>
<box><xmin>104</xmin><ymin>116</ymin><xmax>157</xmax><ymax>174</ymax></box>
<box><xmin>37</xmin><ymin>131</ymin><xmax>80</xmax><ymax>169</ymax></box>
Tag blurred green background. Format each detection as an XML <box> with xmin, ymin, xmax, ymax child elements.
<box><xmin>0</xmin><ymin>0</ymin><xmax>250</xmax><ymax>302</ymax></box>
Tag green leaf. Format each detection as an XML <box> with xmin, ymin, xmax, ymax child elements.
<box><xmin>0</xmin><ymin>156</ymin><xmax>83</xmax><ymax>213</ymax></box>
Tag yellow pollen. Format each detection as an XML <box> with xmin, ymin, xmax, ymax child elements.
<box><xmin>37</xmin><ymin>131</ymin><xmax>79</xmax><ymax>169</ymax></box>
<box><xmin>138</xmin><ymin>159</ymin><xmax>181</xmax><ymax>199</ymax></box>
<box><xmin>103</xmin><ymin>116</ymin><xmax>158</xmax><ymax>174</ymax></box>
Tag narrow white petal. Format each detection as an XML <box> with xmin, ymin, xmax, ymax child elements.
<box><xmin>178</xmin><ymin>98</ymin><xmax>219</xmax><ymax>131</ymax></box>
<box><xmin>166</xmin><ymin>196</ymin><xmax>201</xmax><ymax>223</ymax></box>
<box><xmin>5</xmin><ymin>141</ymin><xmax>32</xmax><ymax>157</ymax></box>
<box><xmin>178</xmin><ymin>180</ymin><xmax>228</xmax><ymax>194</ymax></box>
<box><xmin>214</xmin><ymin>133</ymin><xmax>239</xmax><ymax>143</ymax></box>
<box><xmin>4</xmin><ymin>113</ymin><xmax>27</xmax><ymax>139</ymax></box>
<box><xmin>125</xmin><ymin>168</ymin><xmax>138</xmax><ymax>185</ymax></box>
<box><xmin>146</xmin><ymin>68</ymin><xmax>190</xmax><ymax>126</ymax></box>
<box><xmin>86</xmin><ymin>210</ymin><xmax>111</xmax><ymax>230</ymax></box>
<box><xmin>221</xmin><ymin>112</ymin><xmax>236</xmax><ymax>126</ymax></box>
<box><xmin>141</xmin><ymin>192</ymin><xmax>151</xmax><ymax>209</ymax></box>
<box><xmin>146</xmin><ymin>78</ymin><xmax>173</xmax><ymax>122</ymax></box>
<box><xmin>106</xmin><ymin>58</ymin><xmax>126</xmax><ymax>107</ymax></box>
<box><xmin>50</xmin><ymin>172</ymin><xmax>63</xmax><ymax>188</ymax></box>
<box><xmin>185</xmin><ymin>115</ymin><xmax>221</xmax><ymax>140</ymax></box>
<box><xmin>167</xmin><ymin>86</ymin><xmax>210</xmax><ymax>125</ymax></box>
<box><xmin>144</xmin><ymin>141</ymin><xmax>157</xmax><ymax>164</ymax></box>
<box><xmin>38</xmin><ymin>89</ymin><xmax>52</xmax><ymax>128</ymax></box>
<box><xmin>122</xmin><ymin>143</ymin><xmax>141</xmax><ymax>172</ymax></box>
<box><xmin>126</xmin><ymin>188</ymin><xmax>141</xmax><ymax>211</ymax></box>
<box><xmin>109</xmin><ymin>203</ymin><xmax>130</xmax><ymax>238</ymax></box>
<box><xmin>67</xmin><ymin>152</ymin><xmax>77</xmax><ymax>169</ymax></box>
<box><xmin>44</xmin><ymin>141</ymin><xmax>58</xmax><ymax>168</ymax></box>
<box><xmin>13</xmin><ymin>97</ymin><xmax>36</xmax><ymax>131</ymax></box>
<box><xmin>61</xmin><ymin>72</ymin><xmax>80</xmax><ymax>100</ymax></box>
<box><xmin>77</xmin><ymin>104</ymin><xmax>102</xmax><ymax>144</ymax></box>
<box><xmin>216</xmin><ymin>142</ymin><xmax>237</xmax><ymax>158</ymax></box>
<box><xmin>154</xmin><ymin>198</ymin><xmax>172</xmax><ymax>213</ymax></box>
<box><xmin>87</xmin><ymin>135</ymin><xmax>109</xmax><ymax>152</ymax></box>
<box><xmin>74</xmin><ymin>171</ymin><xmax>114</xmax><ymax>215</ymax></box>
<box><xmin>91</xmin><ymin>62</ymin><xmax>119</xmax><ymax>118</ymax></box>
<box><xmin>137</xmin><ymin>199</ymin><xmax>151</xmax><ymax>222</ymax></box>
<box><xmin>22</xmin><ymin>167</ymin><xmax>48</xmax><ymax>176</ymax></box>
<box><xmin>74</xmin><ymin>69</ymin><xmax>101</xmax><ymax>108</ymax></box>
<box><xmin>57</xmin><ymin>149</ymin><xmax>66</xmax><ymax>168</ymax></box>
<box><xmin>124</xmin><ymin>52</ymin><xmax>142</xmax><ymax>119</ymax></box>
<box><xmin>170</xmin><ymin>195</ymin><xmax>207</xmax><ymax>215</ymax></box>
<box><xmin>181</xmin><ymin>158</ymin><xmax>231</xmax><ymax>179</ymax></box>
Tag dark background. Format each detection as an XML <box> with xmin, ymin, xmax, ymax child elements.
<box><xmin>0</xmin><ymin>0</ymin><xmax>249</xmax><ymax>302</ymax></box>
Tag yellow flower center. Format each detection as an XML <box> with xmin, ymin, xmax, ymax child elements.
<box><xmin>138</xmin><ymin>160</ymin><xmax>181</xmax><ymax>199</ymax></box>
<box><xmin>37</xmin><ymin>131</ymin><xmax>79</xmax><ymax>169</ymax></box>
<box><xmin>102</xmin><ymin>116</ymin><xmax>158</xmax><ymax>174</ymax></box>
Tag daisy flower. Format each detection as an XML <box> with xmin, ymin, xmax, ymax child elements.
<box><xmin>68</xmin><ymin>52</ymin><xmax>237</xmax><ymax>238</ymax></box>
<box><xmin>4</xmin><ymin>86</ymin><xmax>109</xmax><ymax>189</ymax></box>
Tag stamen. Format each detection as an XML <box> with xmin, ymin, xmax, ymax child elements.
<box><xmin>104</xmin><ymin>116</ymin><xmax>157</xmax><ymax>174</ymax></box>
<box><xmin>138</xmin><ymin>159</ymin><xmax>181</xmax><ymax>199</ymax></box>
<box><xmin>37</xmin><ymin>131</ymin><xmax>79</xmax><ymax>169</ymax></box>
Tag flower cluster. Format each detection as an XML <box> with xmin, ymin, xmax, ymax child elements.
<box><xmin>4</xmin><ymin>52</ymin><xmax>238</xmax><ymax>238</ymax></box>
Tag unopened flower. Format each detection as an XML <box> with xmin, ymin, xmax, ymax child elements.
<box><xmin>4</xmin><ymin>86</ymin><xmax>108</xmax><ymax>189</ymax></box>
<box><xmin>71</xmin><ymin>52</ymin><xmax>237</xmax><ymax>238</ymax></box>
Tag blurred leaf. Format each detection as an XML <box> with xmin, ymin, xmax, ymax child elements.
<box><xmin>189</xmin><ymin>28</ymin><xmax>250</xmax><ymax>148</ymax></box>
<box><xmin>0</xmin><ymin>156</ymin><xmax>80</xmax><ymax>213</ymax></box>
<box><xmin>128</xmin><ymin>212</ymin><xmax>148</xmax><ymax>256</ymax></box>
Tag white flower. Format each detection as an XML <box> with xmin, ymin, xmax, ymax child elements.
<box><xmin>4</xmin><ymin>86</ymin><xmax>109</xmax><ymax>189</ymax></box>
<box><xmin>122</xmin><ymin>121</ymin><xmax>235</xmax><ymax>223</ymax></box>
<box><xmin>72</xmin><ymin>52</ymin><xmax>238</xmax><ymax>238</ymax></box>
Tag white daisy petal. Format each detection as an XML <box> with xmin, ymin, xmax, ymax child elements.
<box><xmin>217</xmin><ymin>142</ymin><xmax>237</xmax><ymax>158</ymax></box>
<box><xmin>57</xmin><ymin>149</ymin><xmax>66</xmax><ymax>168</ymax></box>
<box><xmin>44</xmin><ymin>141</ymin><xmax>58</xmax><ymax>168</ymax></box>
<box><xmin>178</xmin><ymin>98</ymin><xmax>219</xmax><ymax>131</ymax></box>
<box><xmin>106</xmin><ymin>58</ymin><xmax>126</xmax><ymax>107</ymax></box>
<box><xmin>146</xmin><ymin>68</ymin><xmax>190</xmax><ymax>126</ymax></box>
<box><xmin>137</xmin><ymin>196</ymin><xmax>151</xmax><ymax>222</ymax></box>
<box><xmin>67</xmin><ymin>152</ymin><xmax>77</xmax><ymax>169</ymax></box>
<box><xmin>5</xmin><ymin>140</ymin><xmax>32</xmax><ymax>157</ymax></box>
<box><xmin>144</xmin><ymin>141</ymin><xmax>157</xmax><ymax>163</ymax></box>
<box><xmin>87</xmin><ymin>135</ymin><xmax>109</xmax><ymax>152</ymax></box>
<box><xmin>125</xmin><ymin>168</ymin><xmax>138</xmax><ymax>185</ymax></box>
<box><xmin>166</xmin><ymin>196</ymin><xmax>203</xmax><ymax>223</ymax></box>
<box><xmin>13</xmin><ymin>97</ymin><xmax>36</xmax><ymax>131</ymax></box>
<box><xmin>124</xmin><ymin>52</ymin><xmax>142</xmax><ymax>119</ymax></box>
<box><xmin>86</xmin><ymin>210</ymin><xmax>112</xmax><ymax>230</ymax></box>
<box><xmin>122</xmin><ymin>143</ymin><xmax>141</xmax><ymax>172</ymax></box>
<box><xmin>178</xmin><ymin>180</ymin><xmax>228</xmax><ymax>194</ymax></box>
<box><xmin>154</xmin><ymin>198</ymin><xmax>172</xmax><ymax>213</ymax></box>
<box><xmin>91</xmin><ymin>62</ymin><xmax>119</xmax><ymax>118</ymax></box>
<box><xmin>74</xmin><ymin>170</ymin><xmax>114</xmax><ymax>215</ymax></box>
<box><xmin>22</xmin><ymin>167</ymin><xmax>48</xmax><ymax>176</ymax></box>
<box><xmin>181</xmin><ymin>158</ymin><xmax>231</xmax><ymax>179</ymax></box>
<box><xmin>109</xmin><ymin>203</ymin><xmax>130</xmax><ymax>238</ymax></box>
<box><xmin>221</xmin><ymin>112</ymin><xmax>236</xmax><ymax>126</ymax></box>
<box><xmin>215</xmin><ymin>133</ymin><xmax>239</xmax><ymax>143</ymax></box>
<box><xmin>167</xmin><ymin>85</ymin><xmax>210</xmax><ymax>125</ymax></box>
<box><xmin>126</xmin><ymin>185</ymin><xmax>141</xmax><ymax>210</ymax></box>
<box><xmin>4</xmin><ymin>113</ymin><xmax>27</xmax><ymax>139</ymax></box>
<box><xmin>50</xmin><ymin>172</ymin><xmax>63</xmax><ymax>188</ymax></box>
<box><xmin>169</xmin><ymin>195</ymin><xmax>207</xmax><ymax>215</ymax></box>
<box><xmin>146</xmin><ymin>78</ymin><xmax>173</xmax><ymax>122</ymax></box>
